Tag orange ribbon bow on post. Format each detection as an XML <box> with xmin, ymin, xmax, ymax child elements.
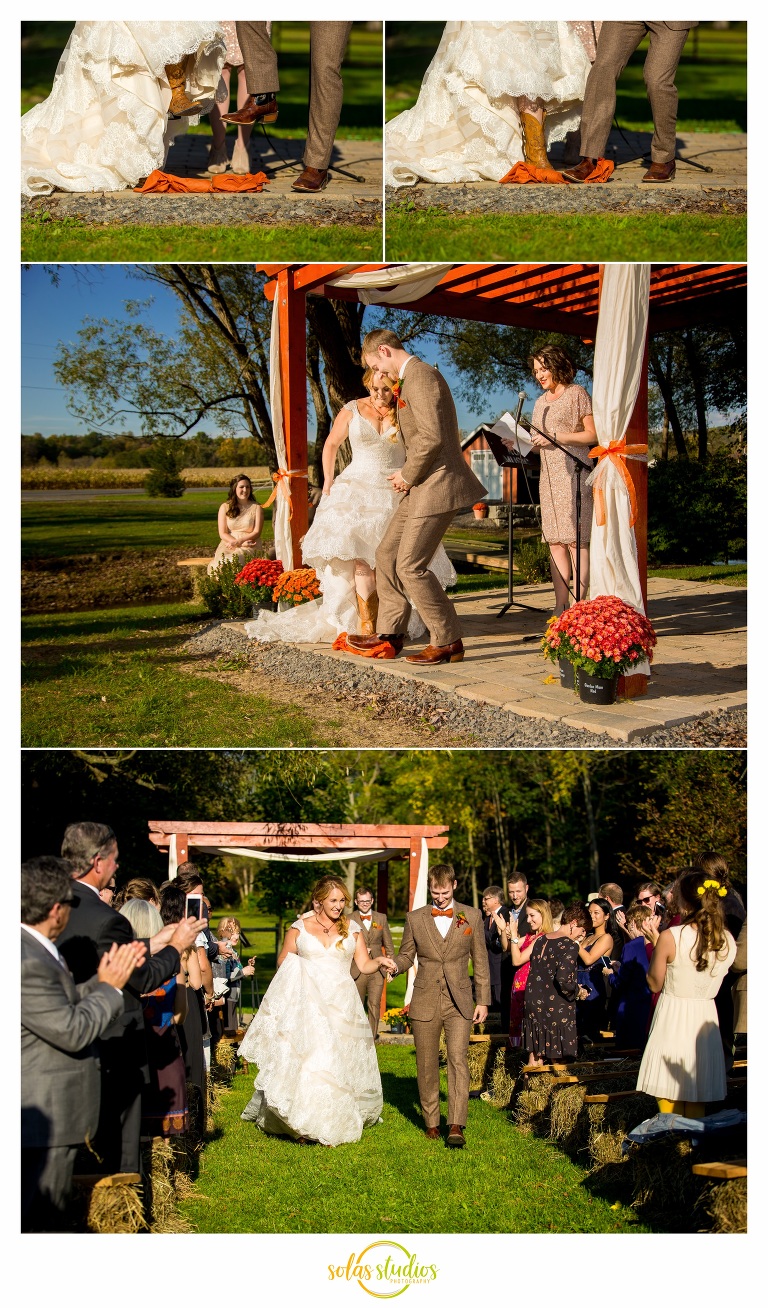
<box><xmin>588</xmin><ymin>438</ymin><xmax>648</xmax><ymax>527</ymax></box>
<box><xmin>263</xmin><ymin>468</ymin><xmax>307</xmax><ymax>521</ymax></box>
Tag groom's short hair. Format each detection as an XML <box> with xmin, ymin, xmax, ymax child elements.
<box><xmin>428</xmin><ymin>863</ymin><xmax>456</xmax><ymax>889</ymax></box>
<box><xmin>362</xmin><ymin>328</ymin><xmax>404</xmax><ymax>354</ymax></box>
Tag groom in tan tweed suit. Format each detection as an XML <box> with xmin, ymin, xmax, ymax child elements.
<box><xmin>383</xmin><ymin>864</ymin><xmax>490</xmax><ymax>1148</ymax></box>
<box><xmin>348</xmin><ymin>329</ymin><xmax>486</xmax><ymax>665</ymax></box>
<box><xmin>350</xmin><ymin>886</ymin><xmax>394</xmax><ymax>1040</ymax></box>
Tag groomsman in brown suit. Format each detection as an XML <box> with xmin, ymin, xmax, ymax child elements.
<box><xmin>349</xmin><ymin>329</ymin><xmax>487</xmax><ymax>665</ymax></box>
<box><xmin>383</xmin><ymin>865</ymin><xmax>490</xmax><ymax>1148</ymax></box>
<box><xmin>222</xmin><ymin>22</ymin><xmax>353</xmax><ymax>193</ymax></box>
<box><xmin>349</xmin><ymin>886</ymin><xmax>394</xmax><ymax>1040</ymax></box>
<box><xmin>563</xmin><ymin>22</ymin><xmax>698</xmax><ymax>184</ymax></box>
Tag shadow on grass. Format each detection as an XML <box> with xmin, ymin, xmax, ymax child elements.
<box><xmin>21</xmin><ymin>609</ymin><xmax>202</xmax><ymax>642</ymax></box>
<box><xmin>379</xmin><ymin>1066</ymin><xmax>425</xmax><ymax>1133</ymax></box>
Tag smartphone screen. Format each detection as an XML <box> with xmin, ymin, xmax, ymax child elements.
<box><xmin>185</xmin><ymin>893</ymin><xmax>203</xmax><ymax>919</ymax></box>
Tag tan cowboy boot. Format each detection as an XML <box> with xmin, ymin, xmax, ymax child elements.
<box><xmin>521</xmin><ymin>111</ymin><xmax>550</xmax><ymax>169</ymax></box>
<box><xmin>165</xmin><ymin>60</ymin><xmax>205</xmax><ymax>119</ymax></box>
<box><xmin>357</xmin><ymin>591</ymin><xmax>379</xmax><ymax>637</ymax></box>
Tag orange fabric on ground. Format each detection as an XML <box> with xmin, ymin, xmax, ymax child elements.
<box><xmin>332</xmin><ymin>633</ymin><xmax>399</xmax><ymax>659</ymax></box>
<box><xmin>134</xmin><ymin>170</ymin><xmax>269</xmax><ymax>193</ymax></box>
<box><xmin>499</xmin><ymin>159</ymin><xmax>614</xmax><ymax>184</ymax></box>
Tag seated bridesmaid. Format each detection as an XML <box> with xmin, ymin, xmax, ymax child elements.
<box><xmin>208</xmin><ymin>473</ymin><xmax>264</xmax><ymax>573</ymax></box>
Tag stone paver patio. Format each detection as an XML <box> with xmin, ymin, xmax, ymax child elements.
<box><xmin>246</xmin><ymin>577</ymin><xmax>745</xmax><ymax>744</ymax></box>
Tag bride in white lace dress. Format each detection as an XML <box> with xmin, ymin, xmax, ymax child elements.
<box><xmin>386</xmin><ymin>21</ymin><xmax>601</xmax><ymax>185</ymax></box>
<box><xmin>21</xmin><ymin>22</ymin><xmax>226</xmax><ymax>197</ymax></box>
<box><xmin>239</xmin><ymin>878</ymin><xmax>385</xmax><ymax>1146</ymax></box>
<box><xmin>245</xmin><ymin>371</ymin><xmax>456</xmax><ymax>645</ymax></box>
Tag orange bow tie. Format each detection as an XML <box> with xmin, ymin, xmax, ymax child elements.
<box><xmin>432</xmin><ymin>908</ymin><xmax>453</xmax><ymax>918</ymax></box>
<box><xmin>360</xmin><ymin>914</ymin><xmax>372</xmax><ymax>922</ymax></box>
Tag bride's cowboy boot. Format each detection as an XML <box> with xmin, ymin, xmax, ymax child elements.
<box><xmin>521</xmin><ymin>111</ymin><xmax>550</xmax><ymax>169</ymax></box>
<box><xmin>356</xmin><ymin>591</ymin><xmax>379</xmax><ymax>637</ymax></box>
<box><xmin>165</xmin><ymin>60</ymin><xmax>205</xmax><ymax>118</ymax></box>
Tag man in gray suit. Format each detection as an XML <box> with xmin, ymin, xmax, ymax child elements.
<box><xmin>348</xmin><ymin>329</ymin><xmax>486</xmax><ymax>665</ymax></box>
<box><xmin>21</xmin><ymin>857</ymin><xmax>144</xmax><ymax>1231</ymax></box>
<box><xmin>563</xmin><ymin>22</ymin><xmax>698</xmax><ymax>183</ymax></box>
<box><xmin>222</xmin><ymin>22</ymin><xmax>353</xmax><ymax>193</ymax></box>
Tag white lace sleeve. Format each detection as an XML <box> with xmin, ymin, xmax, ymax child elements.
<box><xmin>349</xmin><ymin>919</ymin><xmax>362</xmax><ymax>936</ymax></box>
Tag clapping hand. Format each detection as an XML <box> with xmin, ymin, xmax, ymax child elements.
<box><xmin>641</xmin><ymin>919</ymin><xmax>660</xmax><ymax>946</ymax></box>
<box><xmin>97</xmin><ymin>940</ymin><xmax>146</xmax><ymax>989</ymax></box>
<box><xmin>492</xmin><ymin>910</ymin><xmax>507</xmax><ymax>933</ymax></box>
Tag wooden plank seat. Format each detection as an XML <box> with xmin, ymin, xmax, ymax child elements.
<box><xmin>691</xmin><ymin>1161</ymin><xmax>747</xmax><ymax>1180</ymax></box>
<box><xmin>584</xmin><ymin>1091</ymin><xmax>646</xmax><ymax>1103</ymax></box>
<box><xmin>523</xmin><ymin>1056</ymin><xmax>640</xmax><ymax>1076</ymax></box>
<box><xmin>177</xmin><ymin>557</ymin><xmax>214</xmax><ymax>567</ymax></box>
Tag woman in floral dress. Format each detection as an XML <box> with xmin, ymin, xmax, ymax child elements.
<box><xmin>523</xmin><ymin>903</ymin><xmax>591</xmax><ymax>1066</ymax></box>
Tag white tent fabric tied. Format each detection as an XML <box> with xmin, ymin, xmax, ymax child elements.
<box><xmin>269</xmin><ymin>293</ymin><xmax>294</xmax><ymax>570</ymax></box>
<box><xmin>327</xmin><ymin>263</ymin><xmax>451</xmax><ymax>304</ymax></box>
<box><xmin>587</xmin><ymin>264</ymin><xmax>651</xmax><ymax>679</ymax></box>
<box><xmin>218</xmin><ymin>847</ymin><xmax>389</xmax><ymax>864</ymax></box>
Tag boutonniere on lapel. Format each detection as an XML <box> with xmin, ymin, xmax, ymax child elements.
<box><xmin>392</xmin><ymin>379</ymin><xmax>407</xmax><ymax>410</ymax></box>
<box><xmin>371</xmin><ymin>921</ymin><xmax>380</xmax><ymax>931</ymax></box>
<box><xmin>455</xmin><ymin>912</ymin><xmax>472</xmax><ymax>936</ymax></box>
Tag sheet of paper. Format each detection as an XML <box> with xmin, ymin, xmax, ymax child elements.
<box><xmin>491</xmin><ymin>411</ymin><xmax>535</xmax><ymax>457</ymax></box>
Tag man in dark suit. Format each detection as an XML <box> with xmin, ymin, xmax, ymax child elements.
<box><xmin>349</xmin><ymin>885</ymin><xmax>394</xmax><ymax>1040</ymax></box>
<box><xmin>21</xmin><ymin>857</ymin><xmax>144</xmax><ymax>1231</ymax></box>
<box><xmin>55</xmin><ymin>822</ymin><xmax>203</xmax><ymax>1174</ymax></box>
<box><xmin>563</xmin><ymin>22</ymin><xmax>699</xmax><ymax>183</ymax></box>
<box><xmin>481</xmin><ymin>886</ymin><xmax>510</xmax><ymax>1029</ymax></box>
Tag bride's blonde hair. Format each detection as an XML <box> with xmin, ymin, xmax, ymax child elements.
<box><xmin>362</xmin><ymin>366</ymin><xmax>399</xmax><ymax>439</ymax></box>
<box><xmin>310</xmin><ymin>876</ymin><xmax>351</xmax><ymax>948</ymax></box>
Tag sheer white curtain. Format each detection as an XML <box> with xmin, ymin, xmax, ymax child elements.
<box><xmin>587</xmin><ymin>262</ymin><xmax>651</xmax><ymax>671</ymax></box>
<box><xmin>268</xmin><ymin>293</ymin><xmax>296</xmax><ymax>571</ymax></box>
<box><xmin>404</xmin><ymin>838</ymin><xmax>430</xmax><ymax>1007</ymax></box>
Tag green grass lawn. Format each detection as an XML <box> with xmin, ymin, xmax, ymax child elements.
<box><xmin>21</xmin><ymin>21</ymin><xmax>383</xmax><ymax>139</ymax></box>
<box><xmin>20</xmin><ymin>218</ymin><xmax>382</xmax><ymax>263</ymax></box>
<box><xmin>21</xmin><ymin>601</ymin><xmax>331</xmax><ymax>748</ymax></box>
<box><xmin>22</xmin><ymin>490</ymin><xmax>272</xmax><ymax>561</ymax></box>
<box><xmin>385</xmin><ymin>22</ymin><xmax>746</xmax><ymax>130</ymax></box>
<box><xmin>385</xmin><ymin>210</ymin><xmax>746</xmax><ymax>261</ymax></box>
<box><xmin>180</xmin><ymin>1046</ymin><xmax>648</xmax><ymax>1233</ymax></box>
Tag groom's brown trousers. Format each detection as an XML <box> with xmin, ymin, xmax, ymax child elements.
<box><xmin>376</xmin><ymin>500</ymin><xmax>460</xmax><ymax>648</ymax></box>
<box><xmin>412</xmin><ymin>988</ymin><xmax>472</xmax><ymax>1129</ymax></box>
<box><xmin>236</xmin><ymin>22</ymin><xmax>352</xmax><ymax>170</ymax></box>
<box><xmin>579</xmin><ymin>22</ymin><xmax>694</xmax><ymax>164</ymax></box>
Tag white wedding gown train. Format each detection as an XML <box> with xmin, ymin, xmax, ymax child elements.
<box><xmin>239</xmin><ymin>917</ymin><xmax>383</xmax><ymax>1146</ymax></box>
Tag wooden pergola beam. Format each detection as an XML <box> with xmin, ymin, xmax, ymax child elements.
<box><xmin>148</xmin><ymin>821</ymin><xmax>449</xmax><ymax>837</ymax></box>
<box><xmin>149</xmin><ymin>834</ymin><xmax>449</xmax><ymax>851</ymax></box>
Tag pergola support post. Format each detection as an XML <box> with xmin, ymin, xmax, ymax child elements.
<box><xmin>276</xmin><ymin>267</ymin><xmax>309</xmax><ymax>565</ymax></box>
<box><xmin>618</xmin><ymin>330</ymin><xmax>650</xmax><ymax>700</ymax></box>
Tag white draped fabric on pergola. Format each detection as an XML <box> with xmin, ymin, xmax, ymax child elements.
<box><xmin>267</xmin><ymin>262</ymin><xmax>650</xmax><ymax>614</ymax></box>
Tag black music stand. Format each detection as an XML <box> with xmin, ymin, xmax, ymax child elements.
<box><xmin>480</xmin><ymin>423</ymin><xmax>549</xmax><ymax>623</ymax></box>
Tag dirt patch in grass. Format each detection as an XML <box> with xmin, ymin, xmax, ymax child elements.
<box><xmin>22</xmin><ymin>548</ymin><xmax>196</xmax><ymax>613</ymax></box>
<box><xmin>178</xmin><ymin>654</ymin><xmax>475</xmax><ymax>748</ymax></box>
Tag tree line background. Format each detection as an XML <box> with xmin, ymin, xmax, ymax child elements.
<box><xmin>25</xmin><ymin>265</ymin><xmax>746</xmax><ymax>566</ymax></box>
<box><xmin>22</xmin><ymin>750</ymin><xmax>746</xmax><ymax>928</ymax></box>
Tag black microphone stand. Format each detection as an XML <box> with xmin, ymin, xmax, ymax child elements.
<box><xmin>496</xmin><ymin>395</ymin><xmax>549</xmax><ymax>624</ymax></box>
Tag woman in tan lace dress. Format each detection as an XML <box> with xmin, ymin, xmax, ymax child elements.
<box><xmin>208</xmin><ymin>473</ymin><xmax>264</xmax><ymax>574</ymax></box>
<box><xmin>530</xmin><ymin>344</ymin><xmax>596</xmax><ymax>614</ymax></box>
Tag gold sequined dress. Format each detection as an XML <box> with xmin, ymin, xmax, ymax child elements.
<box><xmin>532</xmin><ymin>383</ymin><xmax>593</xmax><ymax>546</ymax></box>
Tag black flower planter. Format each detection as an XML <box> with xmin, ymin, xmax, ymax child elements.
<box><xmin>252</xmin><ymin>600</ymin><xmax>278</xmax><ymax>616</ymax></box>
<box><xmin>577</xmin><ymin>669</ymin><xmax>618</xmax><ymax>705</ymax></box>
<box><xmin>558</xmin><ymin>659</ymin><xmax>576</xmax><ymax>690</ymax></box>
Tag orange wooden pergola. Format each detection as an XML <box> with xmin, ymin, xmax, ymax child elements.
<box><xmin>258</xmin><ymin>261</ymin><xmax>746</xmax><ymax>604</ymax></box>
<box><xmin>148</xmin><ymin>820</ymin><xmax>450</xmax><ymax>909</ymax></box>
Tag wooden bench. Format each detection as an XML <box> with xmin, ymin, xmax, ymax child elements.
<box><xmin>691</xmin><ymin>1161</ymin><xmax>747</xmax><ymax>1180</ymax></box>
<box><xmin>177</xmin><ymin>557</ymin><xmax>214</xmax><ymax>569</ymax></box>
<box><xmin>584</xmin><ymin>1091</ymin><xmax>646</xmax><ymax>1103</ymax></box>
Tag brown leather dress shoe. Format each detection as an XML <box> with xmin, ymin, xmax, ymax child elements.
<box><xmin>346</xmin><ymin>633</ymin><xmax>404</xmax><ymax>657</ymax></box>
<box><xmin>424</xmin><ymin>1127</ymin><xmax>441</xmax><ymax>1140</ymax></box>
<box><xmin>561</xmin><ymin>157</ymin><xmax>598</xmax><ymax>183</ymax></box>
<box><xmin>292</xmin><ymin>166</ymin><xmax>329</xmax><ymax>193</ymax></box>
<box><xmin>642</xmin><ymin>160</ymin><xmax>676</xmax><ymax>183</ymax></box>
<box><xmin>405</xmin><ymin>639</ymin><xmax>464</xmax><ymax>665</ymax></box>
<box><xmin>221</xmin><ymin>94</ymin><xmax>278</xmax><ymax>126</ymax></box>
<box><xmin>446</xmin><ymin>1124</ymin><xmax>465</xmax><ymax>1148</ymax></box>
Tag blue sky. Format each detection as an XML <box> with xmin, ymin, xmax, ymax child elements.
<box><xmin>21</xmin><ymin>264</ymin><xmax>535</xmax><ymax>442</ymax></box>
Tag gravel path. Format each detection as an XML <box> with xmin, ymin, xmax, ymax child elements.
<box><xmin>183</xmin><ymin>622</ymin><xmax>745</xmax><ymax>749</ymax></box>
<box><xmin>386</xmin><ymin>187</ymin><xmax>746</xmax><ymax>217</ymax></box>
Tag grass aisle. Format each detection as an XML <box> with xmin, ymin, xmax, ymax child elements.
<box><xmin>20</xmin><ymin>220</ymin><xmax>383</xmax><ymax>263</ymax></box>
<box><xmin>181</xmin><ymin>1047</ymin><xmax>648</xmax><ymax>1234</ymax></box>
<box><xmin>385</xmin><ymin>212</ymin><xmax>746</xmax><ymax>262</ymax></box>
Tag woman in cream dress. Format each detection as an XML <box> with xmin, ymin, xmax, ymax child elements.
<box><xmin>385</xmin><ymin>21</ymin><xmax>600</xmax><ymax>185</ymax></box>
<box><xmin>208</xmin><ymin>473</ymin><xmax>264</xmax><ymax>574</ymax></box>
<box><xmin>21</xmin><ymin>21</ymin><xmax>226</xmax><ymax>196</ymax></box>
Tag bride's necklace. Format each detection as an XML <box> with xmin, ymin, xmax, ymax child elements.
<box><xmin>315</xmin><ymin>911</ymin><xmax>336</xmax><ymax>935</ymax></box>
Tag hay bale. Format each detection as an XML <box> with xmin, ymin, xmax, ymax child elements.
<box><xmin>214</xmin><ymin>1041</ymin><xmax>237</xmax><ymax>1073</ymax></box>
<box><xmin>631</xmin><ymin>1138</ymin><xmax>696</xmax><ymax>1214</ymax></box>
<box><xmin>514</xmin><ymin>1072</ymin><xmax>557</xmax><ymax>1128</ymax></box>
<box><xmin>140</xmin><ymin>1138</ymin><xmax>194</xmax><ymax>1234</ymax></box>
<box><xmin>586</xmin><ymin>1092</ymin><xmax>657</xmax><ymax>1171</ymax></box>
<box><xmin>488</xmin><ymin>1047</ymin><xmax>524</xmax><ymax>1109</ymax></box>
<box><xmin>467</xmin><ymin>1038</ymin><xmax>495</xmax><ymax>1091</ymax></box>
<box><xmin>549</xmin><ymin>1083</ymin><xmax>587</xmax><ymax>1145</ymax></box>
<box><xmin>87</xmin><ymin>1176</ymin><xmax>148</xmax><ymax>1234</ymax></box>
<box><xmin>705</xmin><ymin>1177</ymin><xmax>747</xmax><ymax>1234</ymax></box>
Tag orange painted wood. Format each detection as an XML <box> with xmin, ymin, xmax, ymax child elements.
<box><xmin>149</xmin><ymin>833</ymin><xmax>449</xmax><ymax>851</ymax></box>
<box><xmin>408</xmin><ymin>836</ymin><xmax>421</xmax><ymax>910</ymax></box>
<box><xmin>148</xmin><ymin>821</ymin><xmax>449</xmax><ymax>836</ymax></box>
<box><xmin>276</xmin><ymin>267</ymin><xmax>309</xmax><ymax>564</ymax></box>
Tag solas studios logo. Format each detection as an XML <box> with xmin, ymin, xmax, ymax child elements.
<box><xmin>328</xmin><ymin>1241</ymin><xmax>438</xmax><ymax>1297</ymax></box>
